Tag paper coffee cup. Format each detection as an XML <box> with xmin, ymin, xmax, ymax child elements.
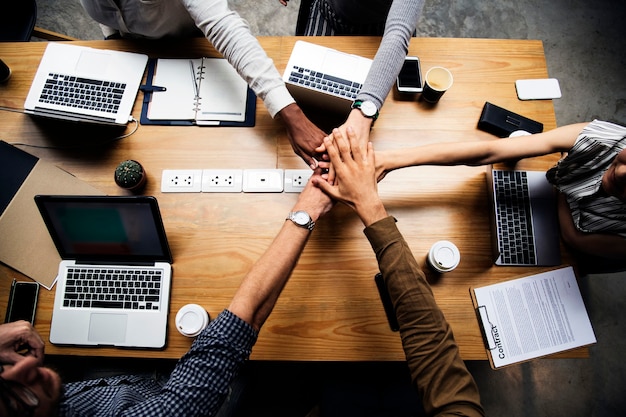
<box><xmin>427</xmin><ymin>240</ymin><xmax>460</xmax><ymax>273</ymax></box>
<box><xmin>175</xmin><ymin>304</ymin><xmax>210</xmax><ymax>337</ymax></box>
<box><xmin>421</xmin><ymin>66</ymin><xmax>453</xmax><ymax>103</ymax></box>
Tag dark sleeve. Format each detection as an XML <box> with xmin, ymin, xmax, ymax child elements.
<box><xmin>122</xmin><ymin>310</ymin><xmax>258</xmax><ymax>417</ymax></box>
<box><xmin>364</xmin><ymin>216</ymin><xmax>484</xmax><ymax>417</ymax></box>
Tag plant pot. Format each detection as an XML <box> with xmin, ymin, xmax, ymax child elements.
<box><xmin>114</xmin><ymin>159</ymin><xmax>147</xmax><ymax>192</ymax></box>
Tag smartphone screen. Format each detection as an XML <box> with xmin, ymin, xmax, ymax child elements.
<box><xmin>396</xmin><ymin>57</ymin><xmax>423</xmax><ymax>93</ymax></box>
<box><xmin>5</xmin><ymin>280</ymin><xmax>39</xmax><ymax>324</ymax></box>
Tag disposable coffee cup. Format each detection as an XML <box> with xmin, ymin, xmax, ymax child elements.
<box><xmin>0</xmin><ymin>59</ymin><xmax>11</xmax><ymax>83</ymax></box>
<box><xmin>427</xmin><ymin>240</ymin><xmax>460</xmax><ymax>273</ymax></box>
<box><xmin>175</xmin><ymin>304</ymin><xmax>210</xmax><ymax>337</ymax></box>
<box><xmin>421</xmin><ymin>66</ymin><xmax>453</xmax><ymax>103</ymax></box>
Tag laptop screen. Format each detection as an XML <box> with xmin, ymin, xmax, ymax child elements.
<box><xmin>35</xmin><ymin>195</ymin><xmax>172</xmax><ymax>264</ymax></box>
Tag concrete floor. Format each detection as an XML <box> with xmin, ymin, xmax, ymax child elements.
<box><xmin>32</xmin><ymin>1</ymin><xmax>626</xmax><ymax>416</ymax></box>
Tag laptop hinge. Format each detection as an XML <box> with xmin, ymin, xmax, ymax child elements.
<box><xmin>31</xmin><ymin>107</ymin><xmax>119</xmax><ymax>124</ymax></box>
<box><xmin>74</xmin><ymin>260</ymin><xmax>156</xmax><ymax>267</ymax></box>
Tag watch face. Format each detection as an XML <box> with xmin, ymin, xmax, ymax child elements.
<box><xmin>361</xmin><ymin>101</ymin><xmax>377</xmax><ymax>117</ymax></box>
<box><xmin>293</xmin><ymin>211</ymin><xmax>310</xmax><ymax>225</ymax></box>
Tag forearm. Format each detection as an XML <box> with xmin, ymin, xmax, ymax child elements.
<box><xmin>227</xmin><ymin>221</ymin><xmax>310</xmax><ymax>331</ymax></box>
<box><xmin>228</xmin><ymin>185</ymin><xmax>329</xmax><ymax>331</ymax></box>
<box><xmin>378</xmin><ymin>123</ymin><xmax>587</xmax><ymax>176</ymax></box>
<box><xmin>184</xmin><ymin>0</ymin><xmax>294</xmax><ymax>116</ymax></box>
<box><xmin>356</xmin><ymin>0</ymin><xmax>424</xmax><ymax>109</ymax></box>
<box><xmin>379</xmin><ymin>141</ymin><xmax>505</xmax><ymax>174</ymax></box>
<box><xmin>364</xmin><ymin>217</ymin><xmax>484</xmax><ymax>417</ymax></box>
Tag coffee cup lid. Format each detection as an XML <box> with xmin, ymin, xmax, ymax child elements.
<box><xmin>429</xmin><ymin>240</ymin><xmax>461</xmax><ymax>271</ymax></box>
<box><xmin>175</xmin><ymin>304</ymin><xmax>209</xmax><ymax>337</ymax></box>
<box><xmin>509</xmin><ymin>130</ymin><xmax>531</xmax><ymax>137</ymax></box>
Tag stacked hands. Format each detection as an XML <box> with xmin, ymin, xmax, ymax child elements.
<box><xmin>312</xmin><ymin>127</ymin><xmax>388</xmax><ymax>227</ymax></box>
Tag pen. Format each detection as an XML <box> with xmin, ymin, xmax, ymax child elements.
<box><xmin>139</xmin><ymin>85</ymin><xmax>167</xmax><ymax>93</ymax></box>
<box><xmin>190</xmin><ymin>60</ymin><xmax>199</xmax><ymax>98</ymax></box>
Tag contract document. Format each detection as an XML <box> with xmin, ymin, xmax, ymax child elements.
<box><xmin>471</xmin><ymin>266</ymin><xmax>596</xmax><ymax>368</ymax></box>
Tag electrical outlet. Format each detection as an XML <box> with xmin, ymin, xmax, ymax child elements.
<box><xmin>161</xmin><ymin>169</ymin><xmax>202</xmax><ymax>192</ymax></box>
<box><xmin>242</xmin><ymin>169</ymin><xmax>284</xmax><ymax>192</ymax></box>
<box><xmin>284</xmin><ymin>169</ymin><xmax>313</xmax><ymax>193</ymax></box>
<box><xmin>201</xmin><ymin>169</ymin><xmax>243</xmax><ymax>192</ymax></box>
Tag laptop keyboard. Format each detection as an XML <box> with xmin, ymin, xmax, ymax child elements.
<box><xmin>288</xmin><ymin>66</ymin><xmax>362</xmax><ymax>99</ymax></box>
<box><xmin>63</xmin><ymin>267</ymin><xmax>163</xmax><ymax>310</ymax></box>
<box><xmin>493</xmin><ymin>170</ymin><xmax>536</xmax><ymax>265</ymax></box>
<box><xmin>39</xmin><ymin>73</ymin><xmax>126</xmax><ymax>114</ymax></box>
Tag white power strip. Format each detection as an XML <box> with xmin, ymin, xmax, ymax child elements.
<box><xmin>161</xmin><ymin>169</ymin><xmax>311</xmax><ymax>193</ymax></box>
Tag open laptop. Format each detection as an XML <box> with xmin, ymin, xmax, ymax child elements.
<box><xmin>486</xmin><ymin>167</ymin><xmax>561</xmax><ymax>266</ymax></box>
<box><xmin>282</xmin><ymin>40</ymin><xmax>372</xmax><ymax>114</ymax></box>
<box><xmin>24</xmin><ymin>43</ymin><xmax>148</xmax><ymax>126</ymax></box>
<box><xmin>34</xmin><ymin>195</ymin><xmax>173</xmax><ymax>348</ymax></box>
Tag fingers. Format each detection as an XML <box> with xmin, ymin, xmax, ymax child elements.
<box><xmin>295</xmin><ymin>148</ymin><xmax>318</xmax><ymax>170</ymax></box>
<box><xmin>0</xmin><ymin>321</ymin><xmax>45</xmax><ymax>365</ymax></box>
<box><xmin>311</xmin><ymin>175</ymin><xmax>338</xmax><ymax>200</ymax></box>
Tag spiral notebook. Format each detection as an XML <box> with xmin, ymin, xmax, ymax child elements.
<box><xmin>140</xmin><ymin>57</ymin><xmax>256</xmax><ymax>126</ymax></box>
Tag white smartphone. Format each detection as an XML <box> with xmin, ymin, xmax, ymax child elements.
<box><xmin>515</xmin><ymin>78</ymin><xmax>562</xmax><ymax>100</ymax></box>
<box><xmin>396</xmin><ymin>56</ymin><xmax>423</xmax><ymax>93</ymax></box>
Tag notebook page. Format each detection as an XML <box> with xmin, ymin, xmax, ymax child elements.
<box><xmin>195</xmin><ymin>58</ymin><xmax>247</xmax><ymax>123</ymax></box>
<box><xmin>147</xmin><ymin>58</ymin><xmax>201</xmax><ymax>121</ymax></box>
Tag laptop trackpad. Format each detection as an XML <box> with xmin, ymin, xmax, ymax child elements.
<box><xmin>88</xmin><ymin>313</ymin><xmax>127</xmax><ymax>344</ymax></box>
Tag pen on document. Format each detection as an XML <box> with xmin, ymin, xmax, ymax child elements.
<box><xmin>190</xmin><ymin>60</ymin><xmax>199</xmax><ymax>98</ymax></box>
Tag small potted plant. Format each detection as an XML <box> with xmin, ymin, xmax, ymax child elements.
<box><xmin>114</xmin><ymin>159</ymin><xmax>147</xmax><ymax>192</ymax></box>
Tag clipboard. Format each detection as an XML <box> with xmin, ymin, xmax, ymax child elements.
<box><xmin>139</xmin><ymin>58</ymin><xmax>256</xmax><ymax>127</ymax></box>
<box><xmin>470</xmin><ymin>266</ymin><xmax>596</xmax><ymax>369</ymax></box>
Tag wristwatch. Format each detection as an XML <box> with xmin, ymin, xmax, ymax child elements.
<box><xmin>351</xmin><ymin>100</ymin><xmax>379</xmax><ymax>121</ymax></box>
<box><xmin>286</xmin><ymin>210</ymin><xmax>315</xmax><ymax>231</ymax></box>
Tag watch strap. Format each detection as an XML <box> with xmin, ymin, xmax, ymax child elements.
<box><xmin>352</xmin><ymin>100</ymin><xmax>379</xmax><ymax>121</ymax></box>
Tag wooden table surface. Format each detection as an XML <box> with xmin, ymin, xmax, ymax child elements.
<box><xmin>0</xmin><ymin>36</ymin><xmax>585</xmax><ymax>361</ymax></box>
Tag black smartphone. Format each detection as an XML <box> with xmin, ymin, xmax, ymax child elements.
<box><xmin>5</xmin><ymin>279</ymin><xmax>39</xmax><ymax>325</ymax></box>
<box><xmin>374</xmin><ymin>273</ymin><xmax>399</xmax><ymax>331</ymax></box>
<box><xmin>396</xmin><ymin>56</ymin><xmax>423</xmax><ymax>93</ymax></box>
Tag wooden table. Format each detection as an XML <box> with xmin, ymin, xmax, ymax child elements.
<box><xmin>0</xmin><ymin>37</ymin><xmax>585</xmax><ymax>361</ymax></box>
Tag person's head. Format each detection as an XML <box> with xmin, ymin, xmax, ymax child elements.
<box><xmin>0</xmin><ymin>356</ymin><xmax>62</xmax><ymax>417</ymax></box>
<box><xmin>601</xmin><ymin>148</ymin><xmax>626</xmax><ymax>201</ymax></box>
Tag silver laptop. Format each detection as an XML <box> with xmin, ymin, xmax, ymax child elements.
<box><xmin>25</xmin><ymin>43</ymin><xmax>148</xmax><ymax>126</ymax></box>
<box><xmin>282</xmin><ymin>41</ymin><xmax>372</xmax><ymax>114</ymax></box>
<box><xmin>486</xmin><ymin>167</ymin><xmax>561</xmax><ymax>266</ymax></box>
<box><xmin>35</xmin><ymin>195</ymin><xmax>173</xmax><ymax>349</ymax></box>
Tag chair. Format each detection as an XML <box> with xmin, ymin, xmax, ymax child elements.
<box><xmin>0</xmin><ymin>0</ymin><xmax>76</xmax><ymax>42</ymax></box>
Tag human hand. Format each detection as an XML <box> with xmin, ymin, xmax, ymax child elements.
<box><xmin>315</xmin><ymin>109</ymin><xmax>374</xmax><ymax>183</ymax></box>
<box><xmin>292</xmin><ymin>169</ymin><xmax>334</xmax><ymax>221</ymax></box>
<box><xmin>312</xmin><ymin>127</ymin><xmax>387</xmax><ymax>226</ymax></box>
<box><xmin>278</xmin><ymin>103</ymin><xmax>327</xmax><ymax>169</ymax></box>
<box><xmin>0</xmin><ymin>321</ymin><xmax>45</xmax><ymax>366</ymax></box>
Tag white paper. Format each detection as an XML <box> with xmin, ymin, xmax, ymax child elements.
<box><xmin>148</xmin><ymin>58</ymin><xmax>199</xmax><ymax>121</ymax></box>
<box><xmin>473</xmin><ymin>266</ymin><xmax>596</xmax><ymax>368</ymax></box>
<box><xmin>196</xmin><ymin>58</ymin><xmax>247</xmax><ymax>122</ymax></box>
